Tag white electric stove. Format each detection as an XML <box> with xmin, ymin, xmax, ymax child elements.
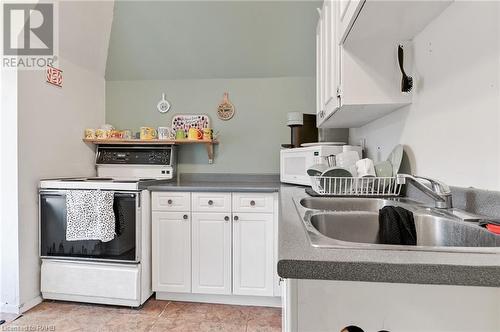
<box><xmin>39</xmin><ymin>177</ymin><xmax>171</xmax><ymax>191</ymax></box>
<box><xmin>39</xmin><ymin>145</ymin><xmax>176</xmax><ymax>307</ymax></box>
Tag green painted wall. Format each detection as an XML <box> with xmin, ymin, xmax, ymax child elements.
<box><xmin>106</xmin><ymin>77</ymin><xmax>315</xmax><ymax>173</ymax></box>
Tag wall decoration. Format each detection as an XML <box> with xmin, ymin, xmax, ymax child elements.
<box><xmin>157</xmin><ymin>93</ymin><xmax>171</xmax><ymax>113</ymax></box>
<box><xmin>46</xmin><ymin>66</ymin><xmax>63</xmax><ymax>87</ymax></box>
<box><xmin>171</xmin><ymin>114</ymin><xmax>210</xmax><ymax>137</ymax></box>
<box><xmin>217</xmin><ymin>92</ymin><xmax>235</xmax><ymax>120</ymax></box>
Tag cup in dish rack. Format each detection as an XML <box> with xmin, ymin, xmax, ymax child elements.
<box><xmin>355</xmin><ymin>158</ymin><xmax>376</xmax><ymax>177</ymax></box>
<box><xmin>336</xmin><ymin>151</ymin><xmax>360</xmax><ymax>177</ymax></box>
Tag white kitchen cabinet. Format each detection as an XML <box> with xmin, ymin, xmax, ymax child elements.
<box><xmin>233</xmin><ymin>193</ymin><xmax>274</xmax><ymax>213</ymax></box>
<box><xmin>315</xmin><ymin>17</ymin><xmax>323</xmax><ymax>123</ymax></box>
<box><xmin>152</xmin><ymin>192</ymin><xmax>191</xmax><ymax>211</ymax></box>
<box><xmin>338</xmin><ymin>0</ymin><xmax>364</xmax><ymax>44</ymax></box>
<box><xmin>152</xmin><ymin>191</ymin><xmax>280</xmax><ymax>306</ymax></box>
<box><xmin>316</xmin><ymin>0</ymin><xmax>452</xmax><ymax>128</ymax></box>
<box><xmin>317</xmin><ymin>0</ymin><xmax>341</xmax><ymax>127</ymax></box>
<box><xmin>192</xmin><ymin>192</ymin><xmax>231</xmax><ymax>213</ymax></box>
<box><xmin>151</xmin><ymin>211</ymin><xmax>191</xmax><ymax>293</ymax></box>
<box><xmin>317</xmin><ymin>0</ymin><xmax>409</xmax><ymax>129</ymax></box>
<box><xmin>233</xmin><ymin>213</ymin><xmax>274</xmax><ymax>296</ymax></box>
<box><xmin>285</xmin><ymin>279</ymin><xmax>500</xmax><ymax>332</ymax></box>
<box><xmin>192</xmin><ymin>212</ymin><xmax>232</xmax><ymax>295</ymax></box>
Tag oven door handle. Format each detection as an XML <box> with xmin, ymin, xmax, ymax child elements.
<box><xmin>39</xmin><ymin>190</ymin><xmax>66</xmax><ymax>195</ymax></box>
<box><xmin>114</xmin><ymin>193</ymin><xmax>137</xmax><ymax>199</ymax></box>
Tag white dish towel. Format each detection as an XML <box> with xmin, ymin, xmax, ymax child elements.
<box><xmin>66</xmin><ymin>190</ymin><xmax>116</xmax><ymax>242</ymax></box>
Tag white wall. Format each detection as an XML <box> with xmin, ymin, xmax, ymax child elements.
<box><xmin>0</xmin><ymin>68</ymin><xmax>21</xmax><ymax>313</ymax></box>
<box><xmin>350</xmin><ymin>1</ymin><xmax>500</xmax><ymax>190</ymax></box>
<box><xmin>0</xmin><ymin>0</ymin><xmax>112</xmax><ymax>313</ymax></box>
<box><xmin>16</xmin><ymin>57</ymin><xmax>105</xmax><ymax>310</ymax></box>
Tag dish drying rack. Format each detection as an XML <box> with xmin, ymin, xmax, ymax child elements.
<box><xmin>310</xmin><ymin>175</ymin><xmax>406</xmax><ymax>197</ymax></box>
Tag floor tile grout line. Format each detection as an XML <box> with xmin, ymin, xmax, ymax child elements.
<box><xmin>158</xmin><ymin>300</ymin><xmax>171</xmax><ymax>318</ymax></box>
<box><xmin>7</xmin><ymin>299</ymin><xmax>282</xmax><ymax>331</ymax></box>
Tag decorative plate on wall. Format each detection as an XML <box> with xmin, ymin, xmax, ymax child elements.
<box><xmin>217</xmin><ymin>92</ymin><xmax>235</xmax><ymax>120</ymax></box>
<box><xmin>171</xmin><ymin>114</ymin><xmax>210</xmax><ymax>136</ymax></box>
<box><xmin>157</xmin><ymin>93</ymin><xmax>171</xmax><ymax>113</ymax></box>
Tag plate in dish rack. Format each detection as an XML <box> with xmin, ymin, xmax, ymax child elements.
<box><xmin>171</xmin><ymin>114</ymin><xmax>210</xmax><ymax>136</ymax></box>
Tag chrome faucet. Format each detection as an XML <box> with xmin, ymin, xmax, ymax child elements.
<box><xmin>397</xmin><ymin>174</ymin><xmax>453</xmax><ymax>209</ymax></box>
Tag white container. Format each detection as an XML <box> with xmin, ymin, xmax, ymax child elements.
<box><xmin>280</xmin><ymin>145</ymin><xmax>346</xmax><ymax>186</ymax></box>
<box><xmin>342</xmin><ymin>145</ymin><xmax>363</xmax><ymax>158</ymax></box>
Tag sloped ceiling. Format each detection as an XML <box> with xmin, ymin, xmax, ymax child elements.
<box><xmin>59</xmin><ymin>0</ymin><xmax>114</xmax><ymax>76</ymax></box>
<box><xmin>105</xmin><ymin>1</ymin><xmax>321</xmax><ymax>80</ymax></box>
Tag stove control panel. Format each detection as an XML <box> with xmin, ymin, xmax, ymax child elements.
<box><xmin>96</xmin><ymin>145</ymin><xmax>176</xmax><ymax>166</ymax></box>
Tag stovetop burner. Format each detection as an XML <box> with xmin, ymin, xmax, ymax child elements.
<box><xmin>64</xmin><ymin>177</ymin><xmax>114</xmax><ymax>182</ymax></box>
<box><xmin>60</xmin><ymin>177</ymin><xmax>162</xmax><ymax>183</ymax></box>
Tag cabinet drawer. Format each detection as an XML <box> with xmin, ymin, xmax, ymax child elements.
<box><xmin>233</xmin><ymin>193</ymin><xmax>274</xmax><ymax>213</ymax></box>
<box><xmin>192</xmin><ymin>192</ymin><xmax>231</xmax><ymax>212</ymax></box>
<box><xmin>152</xmin><ymin>192</ymin><xmax>191</xmax><ymax>211</ymax></box>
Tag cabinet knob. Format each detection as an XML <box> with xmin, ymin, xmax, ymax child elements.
<box><xmin>208</xmin><ymin>200</ymin><xmax>214</xmax><ymax>206</ymax></box>
<box><xmin>233</xmin><ymin>216</ymin><xmax>239</xmax><ymax>221</ymax></box>
<box><xmin>183</xmin><ymin>214</ymin><xmax>188</xmax><ymax>220</ymax></box>
<box><xmin>250</xmin><ymin>200</ymin><xmax>256</xmax><ymax>206</ymax></box>
<box><xmin>167</xmin><ymin>199</ymin><xmax>173</xmax><ymax>205</ymax></box>
<box><xmin>224</xmin><ymin>216</ymin><xmax>230</xmax><ymax>222</ymax></box>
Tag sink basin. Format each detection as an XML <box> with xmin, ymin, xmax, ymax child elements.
<box><xmin>310</xmin><ymin>212</ymin><xmax>500</xmax><ymax>247</ymax></box>
<box><xmin>299</xmin><ymin>197</ymin><xmax>414</xmax><ymax>212</ymax></box>
<box><xmin>295</xmin><ymin>196</ymin><xmax>500</xmax><ymax>253</ymax></box>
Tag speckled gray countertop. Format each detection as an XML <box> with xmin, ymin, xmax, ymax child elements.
<box><xmin>148</xmin><ymin>173</ymin><xmax>500</xmax><ymax>287</ymax></box>
<box><xmin>278</xmin><ymin>186</ymin><xmax>500</xmax><ymax>287</ymax></box>
<box><xmin>148</xmin><ymin>173</ymin><xmax>281</xmax><ymax>192</ymax></box>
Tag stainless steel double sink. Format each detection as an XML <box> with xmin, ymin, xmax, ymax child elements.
<box><xmin>295</xmin><ymin>197</ymin><xmax>500</xmax><ymax>253</ymax></box>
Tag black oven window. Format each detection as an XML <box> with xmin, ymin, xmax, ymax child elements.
<box><xmin>40</xmin><ymin>193</ymin><xmax>137</xmax><ymax>261</ymax></box>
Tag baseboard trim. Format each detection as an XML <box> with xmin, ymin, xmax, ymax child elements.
<box><xmin>19</xmin><ymin>295</ymin><xmax>42</xmax><ymax>313</ymax></box>
<box><xmin>155</xmin><ymin>292</ymin><xmax>282</xmax><ymax>308</ymax></box>
<box><xmin>0</xmin><ymin>303</ymin><xmax>20</xmax><ymax>314</ymax></box>
<box><xmin>0</xmin><ymin>295</ymin><xmax>42</xmax><ymax>314</ymax></box>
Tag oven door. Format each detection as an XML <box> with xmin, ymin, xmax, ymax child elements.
<box><xmin>39</xmin><ymin>190</ymin><xmax>141</xmax><ymax>263</ymax></box>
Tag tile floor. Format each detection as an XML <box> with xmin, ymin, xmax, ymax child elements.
<box><xmin>4</xmin><ymin>298</ymin><xmax>282</xmax><ymax>332</ymax></box>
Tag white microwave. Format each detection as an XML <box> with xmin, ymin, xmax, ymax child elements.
<box><xmin>279</xmin><ymin>145</ymin><xmax>362</xmax><ymax>186</ymax></box>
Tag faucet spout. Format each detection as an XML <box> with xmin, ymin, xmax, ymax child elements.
<box><xmin>397</xmin><ymin>174</ymin><xmax>453</xmax><ymax>209</ymax></box>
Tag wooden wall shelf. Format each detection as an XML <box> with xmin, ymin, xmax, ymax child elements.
<box><xmin>83</xmin><ymin>139</ymin><xmax>219</xmax><ymax>164</ymax></box>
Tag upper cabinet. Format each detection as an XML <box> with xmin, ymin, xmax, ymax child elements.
<box><xmin>317</xmin><ymin>0</ymin><xmax>453</xmax><ymax>128</ymax></box>
<box><xmin>316</xmin><ymin>0</ymin><xmax>341</xmax><ymax>124</ymax></box>
<box><xmin>338</xmin><ymin>0</ymin><xmax>363</xmax><ymax>44</ymax></box>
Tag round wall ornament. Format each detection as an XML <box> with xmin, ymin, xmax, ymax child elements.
<box><xmin>217</xmin><ymin>92</ymin><xmax>235</xmax><ymax>120</ymax></box>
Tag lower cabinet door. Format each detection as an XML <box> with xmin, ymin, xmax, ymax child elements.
<box><xmin>152</xmin><ymin>211</ymin><xmax>191</xmax><ymax>293</ymax></box>
<box><xmin>192</xmin><ymin>212</ymin><xmax>232</xmax><ymax>295</ymax></box>
<box><xmin>233</xmin><ymin>213</ymin><xmax>274</xmax><ymax>296</ymax></box>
